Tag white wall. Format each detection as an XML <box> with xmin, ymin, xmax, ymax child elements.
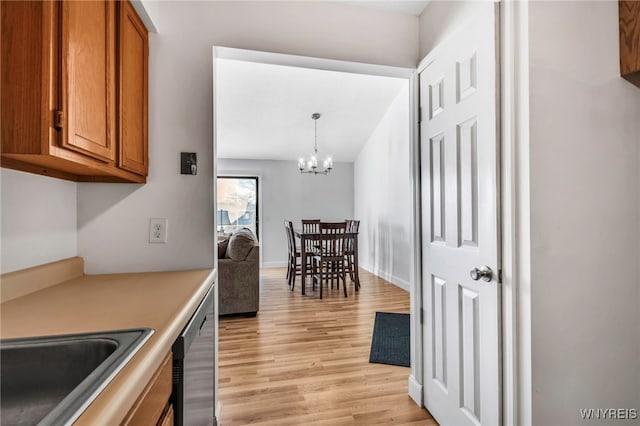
<box><xmin>354</xmin><ymin>84</ymin><xmax>411</xmax><ymax>290</ymax></box>
<box><xmin>218</xmin><ymin>159</ymin><xmax>354</xmax><ymax>267</ymax></box>
<box><xmin>528</xmin><ymin>1</ymin><xmax>640</xmax><ymax>424</ymax></box>
<box><xmin>418</xmin><ymin>0</ymin><xmax>484</xmax><ymax>60</ymax></box>
<box><xmin>76</xmin><ymin>1</ymin><xmax>419</xmax><ymax>274</ymax></box>
<box><xmin>1</xmin><ymin>169</ymin><xmax>77</xmax><ymax>273</ymax></box>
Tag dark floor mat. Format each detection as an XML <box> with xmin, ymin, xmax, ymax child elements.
<box><xmin>369</xmin><ymin>312</ymin><xmax>410</xmax><ymax>367</ymax></box>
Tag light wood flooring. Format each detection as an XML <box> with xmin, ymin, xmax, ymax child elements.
<box><xmin>218</xmin><ymin>268</ymin><xmax>436</xmax><ymax>425</ymax></box>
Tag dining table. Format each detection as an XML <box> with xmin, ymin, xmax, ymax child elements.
<box><xmin>293</xmin><ymin>229</ymin><xmax>360</xmax><ymax>295</ymax></box>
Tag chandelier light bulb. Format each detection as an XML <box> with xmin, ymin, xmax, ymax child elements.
<box><xmin>326</xmin><ymin>157</ymin><xmax>333</xmax><ymax>169</ymax></box>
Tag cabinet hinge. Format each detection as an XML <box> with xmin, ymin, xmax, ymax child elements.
<box><xmin>54</xmin><ymin>110</ymin><xmax>64</xmax><ymax>130</ymax></box>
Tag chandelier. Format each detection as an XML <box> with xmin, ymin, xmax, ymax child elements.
<box><xmin>298</xmin><ymin>113</ymin><xmax>333</xmax><ymax>175</ymax></box>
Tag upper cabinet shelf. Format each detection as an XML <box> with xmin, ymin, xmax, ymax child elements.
<box><xmin>1</xmin><ymin>0</ymin><xmax>149</xmax><ymax>183</ymax></box>
<box><xmin>620</xmin><ymin>0</ymin><xmax>640</xmax><ymax>87</ymax></box>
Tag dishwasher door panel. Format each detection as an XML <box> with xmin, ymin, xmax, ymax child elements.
<box><xmin>183</xmin><ymin>303</ymin><xmax>214</xmax><ymax>426</ymax></box>
<box><xmin>173</xmin><ymin>285</ymin><xmax>215</xmax><ymax>426</ymax></box>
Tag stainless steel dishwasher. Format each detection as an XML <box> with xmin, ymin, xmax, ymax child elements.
<box><xmin>172</xmin><ymin>285</ymin><xmax>215</xmax><ymax>426</ymax></box>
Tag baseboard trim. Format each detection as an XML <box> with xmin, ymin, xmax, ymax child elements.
<box><xmin>408</xmin><ymin>374</ymin><xmax>423</xmax><ymax>406</ymax></box>
<box><xmin>359</xmin><ymin>263</ymin><xmax>410</xmax><ymax>292</ymax></box>
<box><xmin>262</xmin><ymin>261</ymin><xmax>288</xmax><ymax>268</ymax></box>
<box><xmin>214</xmin><ymin>401</ymin><xmax>221</xmax><ymax>426</ymax></box>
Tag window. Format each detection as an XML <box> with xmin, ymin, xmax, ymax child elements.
<box><xmin>216</xmin><ymin>176</ymin><xmax>259</xmax><ymax>239</ymax></box>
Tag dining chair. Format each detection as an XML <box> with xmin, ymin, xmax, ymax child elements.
<box><xmin>284</xmin><ymin>220</ymin><xmax>303</xmax><ymax>290</ymax></box>
<box><xmin>345</xmin><ymin>219</ymin><xmax>360</xmax><ymax>290</ymax></box>
<box><xmin>285</xmin><ymin>220</ymin><xmax>314</xmax><ymax>291</ymax></box>
<box><xmin>312</xmin><ymin>222</ymin><xmax>348</xmax><ymax>298</ymax></box>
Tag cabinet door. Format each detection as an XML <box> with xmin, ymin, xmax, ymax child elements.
<box><xmin>118</xmin><ymin>0</ymin><xmax>148</xmax><ymax>176</ymax></box>
<box><xmin>60</xmin><ymin>0</ymin><xmax>116</xmax><ymax>162</ymax></box>
<box><xmin>123</xmin><ymin>353</ymin><xmax>172</xmax><ymax>425</ymax></box>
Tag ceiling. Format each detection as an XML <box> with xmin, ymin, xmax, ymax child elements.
<box><xmin>337</xmin><ymin>1</ymin><xmax>430</xmax><ymax>17</ymax></box>
<box><xmin>216</xmin><ymin>59</ymin><xmax>407</xmax><ymax>162</ymax></box>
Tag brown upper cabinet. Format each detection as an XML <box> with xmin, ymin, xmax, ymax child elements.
<box><xmin>1</xmin><ymin>0</ymin><xmax>149</xmax><ymax>183</ymax></box>
<box><xmin>619</xmin><ymin>0</ymin><xmax>640</xmax><ymax>87</ymax></box>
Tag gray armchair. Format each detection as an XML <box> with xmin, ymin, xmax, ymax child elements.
<box><xmin>218</xmin><ymin>229</ymin><xmax>259</xmax><ymax>316</ymax></box>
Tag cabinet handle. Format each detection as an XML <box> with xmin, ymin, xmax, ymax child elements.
<box><xmin>199</xmin><ymin>315</ymin><xmax>207</xmax><ymax>334</ymax></box>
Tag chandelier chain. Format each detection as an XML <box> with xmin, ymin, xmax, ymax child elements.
<box><xmin>314</xmin><ymin>118</ymin><xmax>318</xmax><ymax>154</ymax></box>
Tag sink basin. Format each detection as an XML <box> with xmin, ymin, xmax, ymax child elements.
<box><xmin>1</xmin><ymin>328</ymin><xmax>153</xmax><ymax>426</ymax></box>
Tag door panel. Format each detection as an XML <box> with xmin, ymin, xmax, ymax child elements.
<box><xmin>459</xmin><ymin>117</ymin><xmax>478</xmax><ymax>247</ymax></box>
<box><xmin>432</xmin><ymin>275</ymin><xmax>447</xmax><ymax>388</ymax></box>
<box><xmin>430</xmin><ymin>134</ymin><xmax>446</xmax><ymax>243</ymax></box>
<box><xmin>420</xmin><ymin>3</ymin><xmax>500</xmax><ymax>425</ymax></box>
<box><xmin>460</xmin><ymin>285</ymin><xmax>480</xmax><ymax>420</ymax></box>
<box><xmin>61</xmin><ymin>0</ymin><xmax>115</xmax><ymax>162</ymax></box>
<box><xmin>119</xmin><ymin>0</ymin><xmax>148</xmax><ymax>175</ymax></box>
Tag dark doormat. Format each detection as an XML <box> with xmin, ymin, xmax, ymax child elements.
<box><xmin>369</xmin><ymin>312</ymin><xmax>410</xmax><ymax>367</ymax></box>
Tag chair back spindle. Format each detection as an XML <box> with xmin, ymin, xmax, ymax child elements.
<box><xmin>301</xmin><ymin>219</ymin><xmax>320</xmax><ymax>233</ymax></box>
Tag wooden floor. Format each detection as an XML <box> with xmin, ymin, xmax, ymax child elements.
<box><xmin>218</xmin><ymin>268</ymin><xmax>436</xmax><ymax>425</ymax></box>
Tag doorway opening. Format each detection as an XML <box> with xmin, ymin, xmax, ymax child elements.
<box><xmin>212</xmin><ymin>46</ymin><xmax>424</xmax><ymax>423</ymax></box>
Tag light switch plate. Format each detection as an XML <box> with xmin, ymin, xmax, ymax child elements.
<box><xmin>149</xmin><ymin>218</ymin><xmax>168</xmax><ymax>243</ymax></box>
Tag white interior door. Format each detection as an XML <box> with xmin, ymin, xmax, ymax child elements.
<box><xmin>419</xmin><ymin>4</ymin><xmax>501</xmax><ymax>425</ymax></box>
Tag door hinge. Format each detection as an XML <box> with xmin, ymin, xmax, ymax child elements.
<box><xmin>54</xmin><ymin>110</ymin><xmax>64</xmax><ymax>130</ymax></box>
<box><xmin>418</xmin><ymin>106</ymin><xmax>422</xmax><ymax>124</ymax></box>
<box><xmin>420</xmin><ymin>307</ymin><xmax>424</xmax><ymax>324</ymax></box>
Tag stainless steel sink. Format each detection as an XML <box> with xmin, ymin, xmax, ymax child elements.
<box><xmin>0</xmin><ymin>328</ymin><xmax>153</xmax><ymax>426</ymax></box>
